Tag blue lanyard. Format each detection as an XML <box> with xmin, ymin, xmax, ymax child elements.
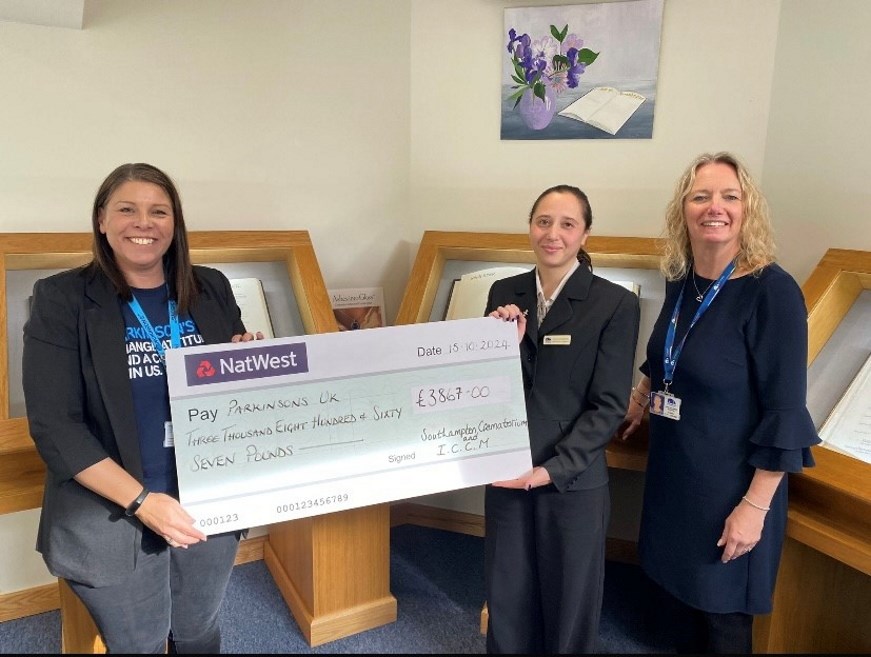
<box><xmin>662</xmin><ymin>259</ymin><xmax>736</xmax><ymax>391</ymax></box>
<box><xmin>127</xmin><ymin>292</ymin><xmax>180</xmax><ymax>363</ymax></box>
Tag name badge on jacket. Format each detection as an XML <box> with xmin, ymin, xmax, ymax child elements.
<box><xmin>543</xmin><ymin>335</ymin><xmax>571</xmax><ymax>346</ymax></box>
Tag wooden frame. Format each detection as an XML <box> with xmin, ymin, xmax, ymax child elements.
<box><xmin>395</xmin><ymin>230</ymin><xmax>664</xmax><ymax>471</ymax></box>
<box><xmin>0</xmin><ymin>231</ymin><xmax>395</xmax><ymax>651</ymax></box>
<box><xmin>755</xmin><ymin>248</ymin><xmax>871</xmax><ymax>653</ymax></box>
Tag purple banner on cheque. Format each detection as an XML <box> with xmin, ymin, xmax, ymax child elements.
<box><xmin>184</xmin><ymin>342</ymin><xmax>309</xmax><ymax>386</ymax></box>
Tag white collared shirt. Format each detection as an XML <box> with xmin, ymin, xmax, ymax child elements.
<box><xmin>536</xmin><ymin>260</ymin><xmax>580</xmax><ymax>327</ymax></box>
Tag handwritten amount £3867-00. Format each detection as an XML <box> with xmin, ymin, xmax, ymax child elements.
<box><xmin>415</xmin><ymin>384</ymin><xmax>492</xmax><ymax>410</ymax></box>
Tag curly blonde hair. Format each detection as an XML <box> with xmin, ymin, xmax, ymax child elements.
<box><xmin>660</xmin><ymin>152</ymin><xmax>776</xmax><ymax>281</ymax></box>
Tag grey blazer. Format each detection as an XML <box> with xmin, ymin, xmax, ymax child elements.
<box><xmin>486</xmin><ymin>265</ymin><xmax>640</xmax><ymax>492</ymax></box>
<box><xmin>22</xmin><ymin>264</ymin><xmax>244</xmax><ymax>587</ymax></box>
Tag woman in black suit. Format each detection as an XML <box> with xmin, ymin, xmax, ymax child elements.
<box><xmin>485</xmin><ymin>184</ymin><xmax>640</xmax><ymax>653</ymax></box>
<box><xmin>23</xmin><ymin>163</ymin><xmax>262</xmax><ymax>653</ymax></box>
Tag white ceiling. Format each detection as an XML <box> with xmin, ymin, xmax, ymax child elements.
<box><xmin>0</xmin><ymin>0</ymin><xmax>85</xmax><ymax>29</ymax></box>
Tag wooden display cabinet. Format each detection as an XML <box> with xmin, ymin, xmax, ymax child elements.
<box><xmin>754</xmin><ymin>248</ymin><xmax>871</xmax><ymax>654</ymax></box>
<box><xmin>0</xmin><ymin>231</ymin><xmax>395</xmax><ymax>652</ymax></box>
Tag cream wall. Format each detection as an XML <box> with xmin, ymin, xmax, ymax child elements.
<box><xmin>763</xmin><ymin>0</ymin><xmax>871</xmax><ymax>283</ymax></box>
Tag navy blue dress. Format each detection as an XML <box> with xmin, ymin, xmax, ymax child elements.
<box><xmin>639</xmin><ymin>264</ymin><xmax>819</xmax><ymax>614</ymax></box>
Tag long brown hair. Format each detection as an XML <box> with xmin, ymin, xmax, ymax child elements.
<box><xmin>88</xmin><ymin>163</ymin><xmax>199</xmax><ymax>312</ymax></box>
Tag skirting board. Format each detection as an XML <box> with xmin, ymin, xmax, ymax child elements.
<box><xmin>0</xmin><ymin>505</ymin><xmax>637</xmax><ymax>624</ymax></box>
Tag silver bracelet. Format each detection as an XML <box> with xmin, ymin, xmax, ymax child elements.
<box><xmin>741</xmin><ymin>495</ymin><xmax>770</xmax><ymax>512</ymax></box>
<box><xmin>630</xmin><ymin>386</ymin><xmax>649</xmax><ymax>408</ymax></box>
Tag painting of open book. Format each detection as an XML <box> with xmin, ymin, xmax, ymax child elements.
<box><xmin>558</xmin><ymin>87</ymin><xmax>646</xmax><ymax>136</ymax></box>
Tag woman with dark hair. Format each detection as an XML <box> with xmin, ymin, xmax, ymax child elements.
<box><xmin>485</xmin><ymin>184</ymin><xmax>640</xmax><ymax>653</ymax></box>
<box><xmin>621</xmin><ymin>152</ymin><xmax>819</xmax><ymax>653</ymax></box>
<box><xmin>23</xmin><ymin>163</ymin><xmax>262</xmax><ymax>653</ymax></box>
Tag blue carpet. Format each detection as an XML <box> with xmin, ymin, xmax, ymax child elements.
<box><xmin>0</xmin><ymin>524</ymin><xmax>675</xmax><ymax>654</ymax></box>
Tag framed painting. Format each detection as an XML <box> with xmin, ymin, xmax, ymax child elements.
<box><xmin>501</xmin><ymin>0</ymin><xmax>665</xmax><ymax>140</ymax></box>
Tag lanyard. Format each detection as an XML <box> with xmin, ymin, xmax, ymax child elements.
<box><xmin>127</xmin><ymin>292</ymin><xmax>180</xmax><ymax>363</ymax></box>
<box><xmin>662</xmin><ymin>259</ymin><xmax>735</xmax><ymax>391</ymax></box>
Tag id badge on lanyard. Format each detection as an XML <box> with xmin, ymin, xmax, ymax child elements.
<box><xmin>649</xmin><ymin>391</ymin><xmax>681</xmax><ymax>420</ymax></box>
<box><xmin>656</xmin><ymin>260</ymin><xmax>735</xmax><ymax>421</ymax></box>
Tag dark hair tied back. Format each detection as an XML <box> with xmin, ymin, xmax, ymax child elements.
<box><xmin>529</xmin><ymin>184</ymin><xmax>594</xmax><ymax>272</ymax></box>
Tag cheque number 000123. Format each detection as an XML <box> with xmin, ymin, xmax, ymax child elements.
<box><xmin>415</xmin><ymin>385</ymin><xmax>490</xmax><ymax>409</ymax></box>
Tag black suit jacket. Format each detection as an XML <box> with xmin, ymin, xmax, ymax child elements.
<box><xmin>486</xmin><ymin>266</ymin><xmax>640</xmax><ymax>492</ymax></box>
<box><xmin>22</xmin><ymin>265</ymin><xmax>244</xmax><ymax>587</ymax></box>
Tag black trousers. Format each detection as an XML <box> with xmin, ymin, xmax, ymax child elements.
<box><xmin>485</xmin><ymin>483</ymin><xmax>609</xmax><ymax>654</ymax></box>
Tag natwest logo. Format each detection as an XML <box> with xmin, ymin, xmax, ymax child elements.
<box><xmin>196</xmin><ymin>360</ymin><xmax>216</xmax><ymax>378</ymax></box>
<box><xmin>185</xmin><ymin>342</ymin><xmax>309</xmax><ymax>386</ymax></box>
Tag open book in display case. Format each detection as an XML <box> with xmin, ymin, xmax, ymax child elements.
<box><xmin>754</xmin><ymin>248</ymin><xmax>871</xmax><ymax>654</ymax></box>
<box><xmin>0</xmin><ymin>231</ymin><xmax>396</xmax><ymax>652</ymax></box>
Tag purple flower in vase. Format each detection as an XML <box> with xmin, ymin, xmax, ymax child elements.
<box><xmin>561</xmin><ymin>34</ymin><xmax>584</xmax><ymax>54</ymax></box>
<box><xmin>531</xmin><ymin>36</ymin><xmax>559</xmax><ymax>71</ymax></box>
<box><xmin>505</xmin><ymin>23</ymin><xmax>600</xmax><ymax>126</ymax></box>
<box><xmin>564</xmin><ymin>47</ymin><xmax>587</xmax><ymax>89</ymax></box>
<box><xmin>525</xmin><ymin>57</ymin><xmax>547</xmax><ymax>84</ymax></box>
<box><xmin>507</xmin><ymin>29</ymin><xmax>530</xmax><ymax>58</ymax></box>
<box><xmin>507</xmin><ymin>28</ymin><xmax>520</xmax><ymax>53</ymax></box>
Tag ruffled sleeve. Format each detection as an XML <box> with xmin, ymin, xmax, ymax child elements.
<box><xmin>747</xmin><ymin>410</ymin><xmax>818</xmax><ymax>471</ymax></box>
<box><xmin>745</xmin><ymin>266</ymin><xmax>820</xmax><ymax>473</ymax></box>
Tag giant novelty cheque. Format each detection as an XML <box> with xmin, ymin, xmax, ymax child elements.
<box><xmin>165</xmin><ymin>317</ymin><xmax>532</xmax><ymax>535</ymax></box>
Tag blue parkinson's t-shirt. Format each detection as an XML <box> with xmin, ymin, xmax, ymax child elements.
<box><xmin>122</xmin><ymin>286</ymin><xmax>204</xmax><ymax>496</ymax></box>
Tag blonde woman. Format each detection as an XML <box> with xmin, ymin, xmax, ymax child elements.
<box><xmin>622</xmin><ymin>153</ymin><xmax>819</xmax><ymax>653</ymax></box>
